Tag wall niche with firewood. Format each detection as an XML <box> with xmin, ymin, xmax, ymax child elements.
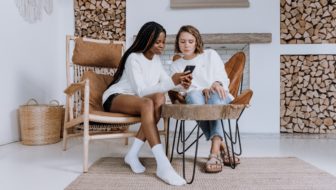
<box><xmin>280</xmin><ymin>0</ymin><xmax>336</xmax><ymax>44</ymax></box>
<box><xmin>280</xmin><ymin>55</ymin><xmax>336</xmax><ymax>134</ymax></box>
<box><xmin>74</xmin><ymin>0</ymin><xmax>126</xmax><ymax>40</ymax></box>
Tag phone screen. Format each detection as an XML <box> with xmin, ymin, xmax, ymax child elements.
<box><xmin>183</xmin><ymin>65</ymin><xmax>195</xmax><ymax>73</ymax></box>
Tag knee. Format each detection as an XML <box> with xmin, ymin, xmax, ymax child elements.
<box><xmin>208</xmin><ymin>92</ymin><xmax>228</xmax><ymax>105</ymax></box>
<box><xmin>140</xmin><ymin>98</ymin><xmax>154</xmax><ymax>112</ymax></box>
<box><xmin>208</xmin><ymin>92</ymin><xmax>221</xmax><ymax>104</ymax></box>
<box><xmin>152</xmin><ymin>93</ymin><xmax>166</xmax><ymax>107</ymax></box>
<box><xmin>186</xmin><ymin>91</ymin><xmax>204</xmax><ymax>104</ymax></box>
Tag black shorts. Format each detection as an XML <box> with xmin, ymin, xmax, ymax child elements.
<box><xmin>103</xmin><ymin>93</ymin><xmax>120</xmax><ymax>112</ymax></box>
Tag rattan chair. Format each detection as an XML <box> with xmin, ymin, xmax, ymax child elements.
<box><xmin>168</xmin><ymin>52</ymin><xmax>253</xmax><ymax>105</ymax></box>
<box><xmin>63</xmin><ymin>35</ymin><xmax>167</xmax><ymax>172</ymax></box>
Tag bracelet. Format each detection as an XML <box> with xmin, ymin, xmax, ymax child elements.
<box><xmin>215</xmin><ymin>81</ymin><xmax>223</xmax><ymax>86</ymax></box>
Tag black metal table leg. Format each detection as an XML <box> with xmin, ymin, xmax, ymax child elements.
<box><xmin>165</xmin><ymin>118</ymin><xmax>170</xmax><ymax>156</ymax></box>
<box><xmin>170</xmin><ymin>119</ymin><xmax>179</xmax><ymax>162</ymax></box>
<box><xmin>220</xmin><ymin>108</ymin><xmax>245</xmax><ymax>168</ymax></box>
<box><xmin>182</xmin><ymin>121</ymin><xmax>186</xmax><ymax>179</ymax></box>
<box><xmin>180</xmin><ymin>120</ymin><xmax>201</xmax><ymax>184</ymax></box>
<box><xmin>177</xmin><ymin>123</ymin><xmax>203</xmax><ymax>155</ymax></box>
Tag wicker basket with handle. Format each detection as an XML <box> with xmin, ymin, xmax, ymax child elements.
<box><xmin>19</xmin><ymin>99</ymin><xmax>64</xmax><ymax>145</ymax></box>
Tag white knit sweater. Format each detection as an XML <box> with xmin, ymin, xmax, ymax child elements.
<box><xmin>170</xmin><ymin>49</ymin><xmax>231</xmax><ymax>93</ymax></box>
<box><xmin>103</xmin><ymin>53</ymin><xmax>175</xmax><ymax>103</ymax></box>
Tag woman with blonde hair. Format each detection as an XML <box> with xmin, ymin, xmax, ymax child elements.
<box><xmin>170</xmin><ymin>25</ymin><xmax>239</xmax><ymax>173</ymax></box>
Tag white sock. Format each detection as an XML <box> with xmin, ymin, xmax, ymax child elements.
<box><xmin>152</xmin><ymin>144</ymin><xmax>186</xmax><ymax>186</ymax></box>
<box><xmin>124</xmin><ymin>138</ymin><xmax>146</xmax><ymax>173</ymax></box>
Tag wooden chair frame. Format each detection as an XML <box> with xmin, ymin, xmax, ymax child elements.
<box><xmin>63</xmin><ymin>35</ymin><xmax>168</xmax><ymax>172</ymax></box>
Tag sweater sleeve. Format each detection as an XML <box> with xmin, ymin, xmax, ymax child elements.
<box><xmin>169</xmin><ymin>62</ymin><xmax>180</xmax><ymax>76</ymax></box>
<box><xmin>169</xmin><ymin>61</ymin><xmax>186</xmax><ymax>92</ymax></box>
<box><xmin>210</xmin><ymin>50</ymin><xmax>230</xmax><ymax>91</ymax></box>
<box><xmin>125</xmin><ymin>55</ymin><xmax>175</xmax><ymax>97</ymax></box>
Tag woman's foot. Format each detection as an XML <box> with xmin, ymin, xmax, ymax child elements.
<box><xmin>124</xmin><ymin>138</ymin><xmax>146</xmax><ymax>173</ymax></box>
<box><xmin>205</xmin><ymin>154</ymin><xmax>223</xmax><ymax>173</ymax></box>
<box><xmin>220</xmin><ymin>143</ymin><xmax>240</xmax><ymax>166</ymax></box>
<box><xmin>124</xmin><ymin>153</ymin><xmax>146</xmax><ymax>173</ymax></box>
<box><xmin>156</xmin><ymin>165</ymin><xmax>186</xmax><ymax>186</ymax></box>
<box><xmin>152</xmin><ymin>144</ymin><xmax>186</xmax><ymax>186</ymax></box>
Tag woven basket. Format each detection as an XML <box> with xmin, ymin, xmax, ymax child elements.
<box><xmin>19</xmin><ymin>99</ymin><xmax>64</xmax><ymax>145</ymax></box>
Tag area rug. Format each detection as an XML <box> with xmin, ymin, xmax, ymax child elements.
<box><xmin>65</xmin><ymin>157</ymin><xmax>336</xmax><ymax>190</ymax></box>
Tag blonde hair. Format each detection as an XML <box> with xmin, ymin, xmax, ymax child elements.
<box><xmin>175</xmin><ymin>25</ymin><xmax>204</xmax><ymax>54</ymax></box>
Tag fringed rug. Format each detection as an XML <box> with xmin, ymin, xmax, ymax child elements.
<box><xmin>66</xmin><ymin>157</ymin><xmax>336</xmax><ymax>190</ymax></box>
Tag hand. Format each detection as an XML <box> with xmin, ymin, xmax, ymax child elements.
<box><xmin>181</xmin><ymin>72</ymin><xmax>192</xmax><ymax>89</ymax></box>
<box><xmin>172</xmin><ymin>72</ymin><xmax>192</xmax><ymax>88</ymax></box>
<box><xmin>181</xmin><ymin>80</ymin><xmax>191</xmax><ymax>89</ymax></box>
<box><xmin>202</xmin><ymin>88</ymin><xmax>211</xmax><ymax>103</ymax></box>
<box><xmin>210</xmin><ymin>82</ymin><xmax>226</xmax><ymax>99</ymax></box>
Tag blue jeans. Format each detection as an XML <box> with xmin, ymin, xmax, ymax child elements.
<box><xmin>185</xmin><ymin>90</ymin><xmax>233</xmax><ymax>141</ymax></box>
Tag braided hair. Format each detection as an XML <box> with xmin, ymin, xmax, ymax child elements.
<box><xmin>107</xmin><ymin>21</ymin><xmax>166</xmax><ymax>88</ymax></box>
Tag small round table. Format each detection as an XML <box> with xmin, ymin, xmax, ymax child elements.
<box><xmin>162</xmin><ymin>104</ymin><xmax>246</xmax><ymax>184</ymax></box>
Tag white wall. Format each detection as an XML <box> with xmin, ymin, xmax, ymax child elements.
<box><xmin>0</xmin><ymin>0</ymin><xmax>74</xmax><ymax>145</ymax></box>
<box><xmin>126</xmin><ymin>0</ymin><xmax>336</xmax><ymax>133</ymax></box>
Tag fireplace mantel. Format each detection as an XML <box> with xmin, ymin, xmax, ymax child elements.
<box><xmin>170</xmin><ymin>0</ymin><xmax>250</xmax><ymax>8</ymax></box>
<box><xmin>165</xmin><ymin>33</ymin><xmax>272</xmax><ymax>44</ymax></box>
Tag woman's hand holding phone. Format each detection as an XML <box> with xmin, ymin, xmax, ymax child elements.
<box><xmin>172</xmin><ymin>65</ymin><xmax>195</xmax><ymax>89</ymax></box>
<box><xmin>179</xmin><ymin>65</ymin><xmax>194</xmax><ymax>89</ymax></box>
<box><xmin>180</xmin><ymin>73</ymin><xmax>192</xmax><ymax>89</ymax></box>
<box><xmin>171</xmin><ymin>72</ymin><xmax>192</xmax><ymax>89</ymax></box>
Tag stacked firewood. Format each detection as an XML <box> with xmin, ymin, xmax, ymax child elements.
<box><xmin>280</xmin><ymin>55</ymin><xmax>336</xmax><ymax>133</ymax></box>
<box><xmin>74</xmin><ymin>0</ymin><xmax>126</xmax><ymax>40</ymax></box>
<box><xmin>280</xmin><ymin>0</ymin><xmax>336</xmax><ymax>44</ymax></box>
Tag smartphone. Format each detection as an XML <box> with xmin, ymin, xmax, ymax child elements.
<box><xmin>183</xmin><ymin>65</ymin><xmax>196</xmax><ymax>73</ymax></box>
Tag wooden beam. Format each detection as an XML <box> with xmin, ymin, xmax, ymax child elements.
<box><xmin>171</xmin><ymin>0</ymin><xmax>250</xmax><ymax>8</ymax></box>
<box><xmin>165</xmin><ymin>33</ymin><xmax>272</xmax><ymax>44</ymax></box>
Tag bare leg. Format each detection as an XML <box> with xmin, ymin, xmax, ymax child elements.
<box><xmin>210</xmin><ymin>136</ymin><xmax>221</xmax><ymax>155</ymax></box>
<box><xmin>135</xmin><ymin>93</ymin><xmax>166</xmax><ymax>141</ymax></box>
<box><xmin>108</xmin><ymin>94</ymin><xmax>158</xmax><ymax>173</ymax></box>
<box><xmin>109</xmin><ymin>94</ymin><xmax>160</xmax><ymax>147</ymax></box>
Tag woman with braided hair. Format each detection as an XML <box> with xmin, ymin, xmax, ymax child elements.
<box><xmin>103</xmin><ymin>21</ymin><xmax>191</xmax><ymax>186</ymax></box>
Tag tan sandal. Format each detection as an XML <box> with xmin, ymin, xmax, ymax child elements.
<box><xmin>220</xmin><ymin>144</ymin><xmax>240</xmax><ymax>166</ymax></box>
<box><xmin>205</xmin><ymin>154</ymin><xmax>223</xmax><ymax>173</ymax></box>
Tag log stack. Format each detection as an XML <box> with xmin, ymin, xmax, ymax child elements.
<box><xmin>74</xmin><ymin>0</ymin><xmax>126</xmax><ymax>40</ymax></box>
<box><xmin>281</xmin><ymin>0</ymin><xmax>336</xmax><ymax>44</ymax></box>
<box><xmin>280</xmin><ymin>55</ymin><xmax>336</xmax><ymax>133</ymax></box>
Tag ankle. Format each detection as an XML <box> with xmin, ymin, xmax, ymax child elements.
<box><xmin>210</xmin><ymin>140</ymin><xmax>221</xmax><ymax>155</ymax></box>
<box><xmin>210</xmin><ymin>149</ymin><xmax>220</xmax><ymax>155</ymax></box>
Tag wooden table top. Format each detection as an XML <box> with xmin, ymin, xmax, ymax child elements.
<box><xmin>161</xmin><ymin>104</ymin><xmax>246</xmax><ymax>121</ymax></box>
